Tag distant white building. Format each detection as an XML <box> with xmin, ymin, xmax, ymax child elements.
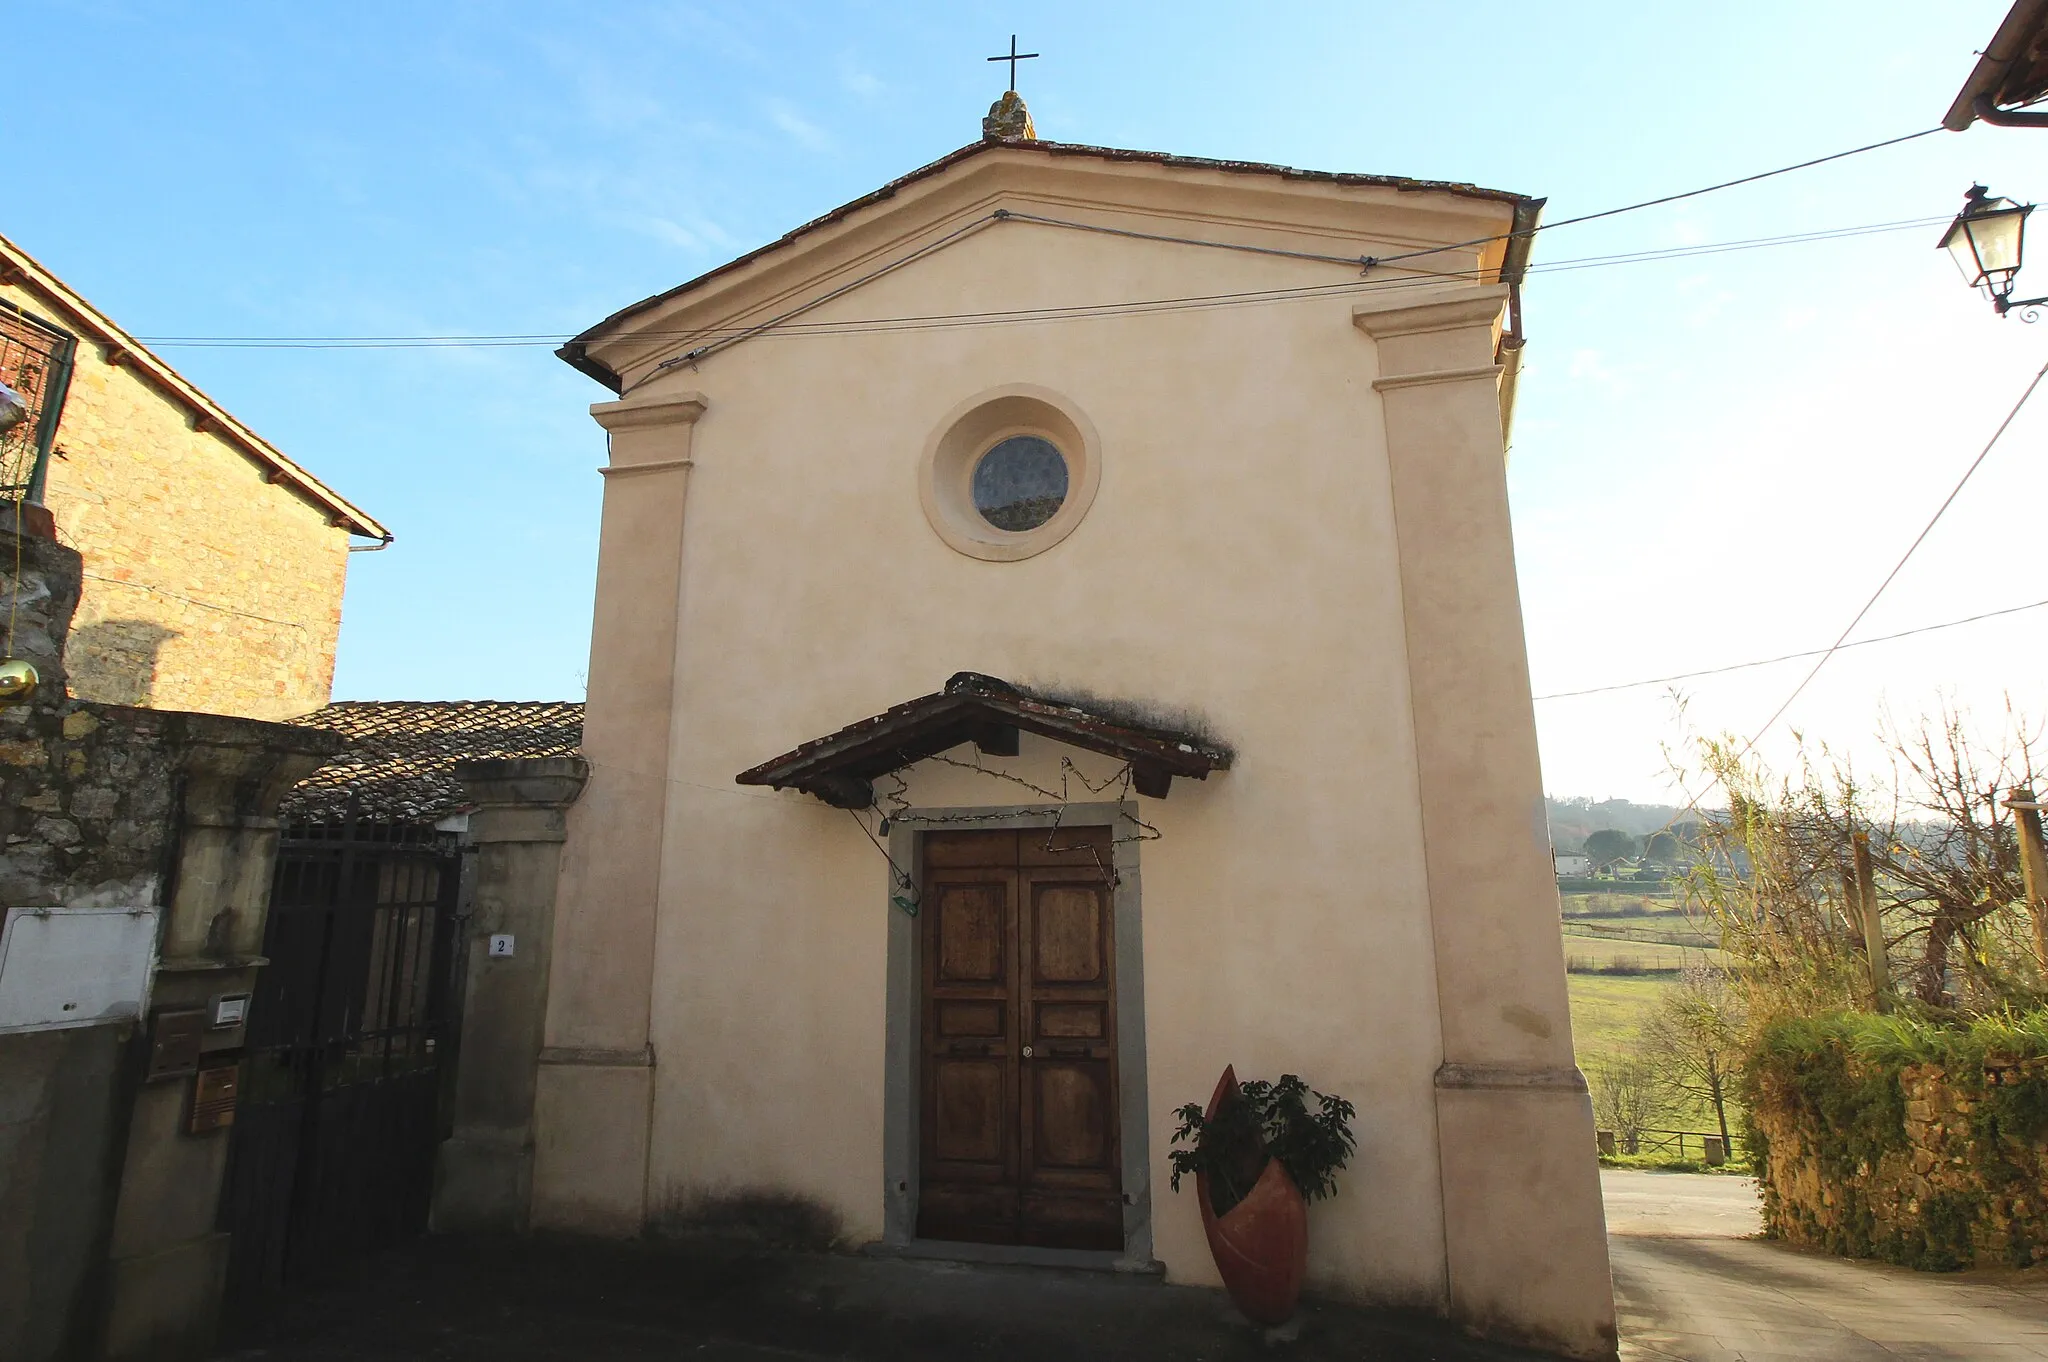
<box><xmin>1554</xmin><ymin>853</ymin><xmax>1592</xmax><ymax>878</ymax></box>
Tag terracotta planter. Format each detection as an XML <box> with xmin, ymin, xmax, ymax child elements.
<box><xmin>1194</xmin><ymin>1066</ymin><xmax>1308</xmax><ymax>1326</ymax></box>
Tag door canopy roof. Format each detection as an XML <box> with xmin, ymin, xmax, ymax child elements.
<box><xmin>735</xmin><ymin>672</ymin><xmax>1232</xmax><ymax>809</ymax></box>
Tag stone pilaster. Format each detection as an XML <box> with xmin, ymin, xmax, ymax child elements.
<box><xmin>1354</xmin><ymin>288</ymin><xmax>1616</xmax><ymax>1361</ymax></box>
<box><xmin>530</xmin><ymin>391</ymin><xmax>704</xmax><ymax>1235</ymax></box>
<box><xmin>433</xmin><ymin>756</ymin><xmax>588</xmax><ymax>1232</ymax></box>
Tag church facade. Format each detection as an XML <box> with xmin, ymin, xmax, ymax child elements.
<box><xmin>539</xmin><ymin>122</ymin><xmax>1614</xmax><ymax>1359</ymax></box>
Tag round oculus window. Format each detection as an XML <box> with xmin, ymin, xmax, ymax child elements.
<box><xmin>971</xmin><ymin>435</ymin><xmax>1069</xmax><ymax>532</ymax></box>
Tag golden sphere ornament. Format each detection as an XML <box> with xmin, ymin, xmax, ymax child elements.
<box><xmin>0</xmin><ymin>659</ymin><xmax>39</xmax><ymax>707</ymax></box>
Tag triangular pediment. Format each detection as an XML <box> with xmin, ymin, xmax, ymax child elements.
<box><xmin>561</xmin><ymin>137</ymin><xmax>1538</xmax><ymax>394</ymax></box>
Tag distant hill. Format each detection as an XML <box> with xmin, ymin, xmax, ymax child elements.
<box><xmin>1545</xmin><ymin>796</ymin><xmax>1706</xmax><ymax>854</ymax></box>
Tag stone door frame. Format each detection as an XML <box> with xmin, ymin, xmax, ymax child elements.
<box><xmin>883</xmin><ymin>800</ymin><xmax>1155</xmax><ymax>1270</ymax></box>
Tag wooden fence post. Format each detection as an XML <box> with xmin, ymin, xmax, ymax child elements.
<box><xmin>2007</xmin><ymin>787</ymin><xmax>2048</xmax><ymax>976</ymax></box>
<box><xmin>1852</xmin><ymin>831</ymin><xmax>1892</xmax><ymax>1014</ymax></box>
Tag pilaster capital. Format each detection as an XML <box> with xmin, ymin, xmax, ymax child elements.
<box><xmin>1353</xmin><ymin>286</ymin><xmax>1508</xmax><ymax>394</ymax></box>
<box><xmin>1350</xmin><ymin>285</ymin><xmax>1508</xmax><ymax>340</ymax></box>
<box><xmin>589</xmin><ymin>393</ymin><xmax>708</xmax><ymax>434</ymax></box>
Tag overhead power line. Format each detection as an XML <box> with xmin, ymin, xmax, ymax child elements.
<box><xmin>1371</xmin><ymin>125</ymin><xmax>1946</xmax><ymax>268</ymax></box>
<box><xmin>1534</xmin><ymin>596</ymin><xmax>2048</xmax><ymax>701</ymax></box>
<box><xmin>129</xmin><ymin>213</ymin><xmax>1948</xmax><ymax>351</ymax></box>
<box><xmin>1737</xmin><ymin>356</ymin><xmax>2048</xmax><ymax>753</ymax></box>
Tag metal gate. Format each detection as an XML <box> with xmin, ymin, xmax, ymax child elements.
<box><xmin>220</xmin><ymin>812</ymin><xmax>463</xmax><ymax>1296</ymax></box>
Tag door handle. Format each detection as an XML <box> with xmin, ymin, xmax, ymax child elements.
<box><xmin>1021</xmin><ymin>1045</ymin><xmax>1034</xmax><ymax>1059</ymax></box>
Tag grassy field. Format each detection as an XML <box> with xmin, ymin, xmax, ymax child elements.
<box><xmin>1565</xmin><ymin>972</ymin><xmax>1673</xmax><ymax>1067</ymax></box>
<box><xmin>1561</xmin><ymin>933</ymin><xmax>1720</xmax><ymax>974</ymax></box>
<box><xmin>1560</xmin><ymin>897</ymin><xmax>1737</xmax><ymax>1149</ymax></box>
<box><xmin>1560</xmin><ymin>892</ymin><xmax>1722</xmax><ymax>975</ymax></box>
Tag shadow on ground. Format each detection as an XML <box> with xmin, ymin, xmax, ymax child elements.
<box><xmin>1601</xmin><ymin>1169</ymin><xmax>2048</xmax><ymax>1360</ymax></box>
<box><xmin>218</xmin><ymin>1233</ymin><xmax>1565</xmax><ymax>1362</ymax></box>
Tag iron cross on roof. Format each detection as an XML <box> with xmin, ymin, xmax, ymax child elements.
<box><xmin>986</xmin><ymin>34</ymin><xmax>1039</xmax><ymax>92</ymax></box>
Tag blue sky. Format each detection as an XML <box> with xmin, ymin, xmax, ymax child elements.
<box><xmin>11</xmin><ymin>1</ymin><xmax>2048</xmax><ymax>801</ymax></box>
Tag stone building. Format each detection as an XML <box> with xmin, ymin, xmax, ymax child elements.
<box><xmin>0</xmin><ymin>231</ymin><xmax>387</xmax><ymax>720</ymax></box>
<box><xmin>536</xmin><ymin>103</ymin><xmax>1615</xmax><ymax>1359</ymax></box>
<box><xmin>0</xmin><ymin>521</ymin><xmax>341</xmax><ymax>1362</ymax></box>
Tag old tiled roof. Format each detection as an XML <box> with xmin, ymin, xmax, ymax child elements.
<box><xmin>736</xmin><ymin>672</ymin><xmax>1231</xmax><ymax>809</ymax></box>
<box><xmin>282</xmin><ymin>700</ymin><xmax>584</xmax><ymax>824</ymax></box>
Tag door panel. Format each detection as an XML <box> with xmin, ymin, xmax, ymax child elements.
<box><xmin>918</xmin><ymin>869</ymin><xmax>1020</xmax><ymax>1244</ymax></box>
<box><xmin>937</xmin><ymin>1000</ymin><xmax>1004</xmax><ymax>1037</ymax></box>
<box><xmin>936</xmin><ymin>881</ymin><xmax>1006</xmax><ymax>982</ymax></box>
<box><xmin>1035</xmin><ymin>1002</ymin><xmax>1105</xmax><ymax>1038</ymax></box>
<box><xmin>1032</xmin><ymin>1064</ymin><xmax>1111</xmax><ymax>1166</ymax></box>
<box><xmin>1019</xmin><ymin>866</ymin><xmax>1121</xmax><ymax>1249</ymax></box>
<box><xmin>925</xmin><ymin>830</ymin><xmax>1018</xmax><ymax>867</ymax></box>
<box><xmin>932</xmin><ymin>1061</ymin><xmax>1006</xmax><ymax>1162</ymax></box>
<box><xmin>918</xmin><ymin>828</ymin><xmax>1123</xmax><ymax>1252</ymax></box>
<box><xmin>1031</xmin><ymin>884</ymin><xmax>1105</xmax><ymax>983</ymax></box>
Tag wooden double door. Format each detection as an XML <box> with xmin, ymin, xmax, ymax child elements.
<box><xmin>917</xmin><ymin>825</ymin><xmax>1124</xmax><ymax>1250</ymax></box>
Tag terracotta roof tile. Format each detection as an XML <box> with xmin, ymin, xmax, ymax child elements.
<box><xmin>282</xmin><ymin>700</ymin><xmax>583</xmax><ymax>824</ymax></box>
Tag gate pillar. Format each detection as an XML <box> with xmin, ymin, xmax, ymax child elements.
<box><xmin>433</xmin><ymin>756</ymin><xmax>589</xmax><ymax>1233</ymax></box>
<box><xmin>100</xmin><ymin>724</ymin><xmax>339</xmax><ymax>1362</ymax></box>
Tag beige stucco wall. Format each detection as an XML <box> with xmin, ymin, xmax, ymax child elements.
<box><xmin>2</xmin><ymin>281</ymin><xmax>351</xmax><ymax>720</ymax></box>
<box><xmin>543</xmin><ymin>149</ymin><xmax>1613</xmax><ymax>1358</ymax></box>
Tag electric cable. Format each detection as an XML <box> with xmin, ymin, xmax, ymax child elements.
<box><xmin>1369</xmin><ymin>125</ymin><xmax>1946</xmax><ymax>269</ymax></box>
<box><xmin>1533</xmin><ymin>596</ymin><xmax>2048</xmax><ymax>701</ymax></box>
<box><xmin>128</xmin><ymin>214</ymin><xmax>1948</xmax><ymax>351</ymax></box>
<box><xmin>125</xmin><ymin>127</ymin><xmax>1955</xmax><ymax>359</ymax></box>
<box><xmin>1736</xmin><ymin>356</ymin><xmax>2048</xmax><ymax>755</ymax></box>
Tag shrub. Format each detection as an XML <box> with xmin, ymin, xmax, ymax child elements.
<box><xmin>1168</xmin><ymin>1074</ymin><xmax>1356</xmax><ymax>1216</ymax></box>
<box><xmin>1747</xmin><ymin>1009</ymin><xmax>2048</xmax><ymax>1269</ymax></box>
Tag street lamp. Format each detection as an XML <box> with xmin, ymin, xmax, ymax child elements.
<box><xmin>1941</xmin><ymin>184</ymin><xmax>2046</xmax><ymax>317</ymax></box>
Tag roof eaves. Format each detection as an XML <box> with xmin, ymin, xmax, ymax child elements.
<box><xmin>1945</xmin><ymin>0</ymin><xmax>2048</xmax><ymax>129</ymax></box>
<box><xmin>0</xmin><ymin>231</ymin><xmax>391</xmax><ymax>541</ymax></box>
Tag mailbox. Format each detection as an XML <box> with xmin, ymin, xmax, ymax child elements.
<box><xmin>146</xmin><ymin>1007</ymin><xmax>206</xmax><ymax>1081</ymax></box>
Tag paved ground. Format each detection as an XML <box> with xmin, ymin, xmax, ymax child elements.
<box><xmin>217</xmin><ymin>1174</ymin><xmax>2048</xmax><ymax>1361</ymax></box>
<box><xmin>1604</xmin><ymin>1169</ymin><xmax>2048</xmax><ymax>1361</ymax></box>
<box><xmin>218</xmin><ymin>1232</ymin><xmax>1557</xmax><ymax>1362</ymax></box>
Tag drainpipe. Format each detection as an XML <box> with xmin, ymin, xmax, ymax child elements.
<box><xmin>1974</xmin><ymin>94</ymin><xmax>2048</xmax><ymax>127</ymax></box>
<box><xmin>1495</xmin><ymin>197</ymin><xmax>1545</xmax><ymax>450</ymax></box>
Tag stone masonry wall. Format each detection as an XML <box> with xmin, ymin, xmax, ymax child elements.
<box><xmin>0</xmin><ymin>526</ymin><xmax>178</xmax><ymax>906</ymax></box>
<box><xmin>1758</xmin><ymin>1058</ymin><xmax>2048</xmax><ymax>1270</ymax></box>
<box><xmin>2</xmin><ymin>279</ymin><xmax>353</xmax><ymax>721</ymax></box>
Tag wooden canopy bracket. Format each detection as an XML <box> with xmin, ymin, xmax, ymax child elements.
<box><xmin>1131</xmin><ymin>765</ymin><xmax>1172</xmax><ymax>799</ymax></box>
<box><xmin>973</xmin><ymin>723</ymin><xmax>1020</xmax><ymax>757</ymax></box>
<box><xmin>808</xmin><ymin>772</ymin><xmax>876</xmax><ymax>810</ymax></box>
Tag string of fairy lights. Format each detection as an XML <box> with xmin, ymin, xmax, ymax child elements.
<box><xmin>842</xmin><ymin>749</ymin><xmax>1164</xmax><ymax>916</ymax></box>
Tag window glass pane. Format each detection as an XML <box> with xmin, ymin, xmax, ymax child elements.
<box><xmin>971</xmin><ymin>436</ymin><xmax>1068</xmax><ymax>532</ymax></box>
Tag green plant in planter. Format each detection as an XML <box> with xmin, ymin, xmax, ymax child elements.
<box><xmin>1168</xmin><ymin>1074</ymin><xmax>1357</xmax><ymax>1217</ymax></box>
